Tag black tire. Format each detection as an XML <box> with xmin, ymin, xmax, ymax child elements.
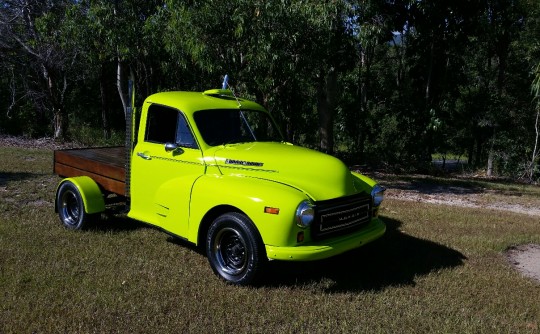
<box><xmin>56</xmin><ymin>181</ymin><xmax>97</xmax><ymax>230</ymax></box>
<box><xmin>206</xmin><ymin>213</ymin><xmax>266</xmax><ymax>285</ymax></box>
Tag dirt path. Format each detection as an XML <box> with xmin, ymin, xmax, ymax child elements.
<box><xmin>505</xmin><ymin>244</ymin><xmax>540</xmax><ymax>283</ymax></box>
<box><xmin>0</xmin><ymin>135</ymin><xmax>79</xmax><ymax>150</ymax></box>
<box><xmin>387</xmin><ymin>186</ymin><xmax>540</xmax><ymax>217</ymax></box>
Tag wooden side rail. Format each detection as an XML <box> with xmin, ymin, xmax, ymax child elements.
<box><xmin>54</xmin><ymin>147</ymin><xmax>127</xmax><ymax>196</ymax></box>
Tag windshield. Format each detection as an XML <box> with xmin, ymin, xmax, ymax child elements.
<box><xmin>193</xmin><ymin>109</ymin><xmax>283</xmax><ymax>146</ymax></box>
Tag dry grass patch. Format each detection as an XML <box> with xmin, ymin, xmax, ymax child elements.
<box><xmin>1</xmin><ymin>145</ymin><xmax>539</xmax><ymax>333</ymax></box>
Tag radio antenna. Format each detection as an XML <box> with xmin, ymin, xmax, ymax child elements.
<box><xmin>221</xmin><ymin>74</ymin><xmax>242</xmax><ymax>108</ymax></box>
<box><xmin>222</xmin><ymin>74</ymin><xmax>229</xmax><ymax>89</ymax></box>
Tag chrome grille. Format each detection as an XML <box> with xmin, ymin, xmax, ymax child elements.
<box><xmin>311</xmin><ymin>194</ymin><xmax>372</xmax><ymax>240</ymax></box>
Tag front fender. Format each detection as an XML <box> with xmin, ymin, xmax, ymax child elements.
<box><xmin>188</xmin><ymin>174</ymin><xmax>308</xmax><ymax>247</ymax></box>
<box><xmin>351</xmin><ymin>171</ymin><xmax>377</xmax><ymax>193</ymax></box>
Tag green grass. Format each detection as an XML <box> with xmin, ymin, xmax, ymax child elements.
<box><xmin>1</xmin><ymin>146</ymin><xmax>540</xmax><ymax>333</ymax></box>
<box><xmin>68</xmin><ymin>124</ymin><xmax>126</xmax><ymax>147</ymax></box>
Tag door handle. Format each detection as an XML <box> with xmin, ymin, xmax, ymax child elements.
<box><xmin>137</xmin><ymin>152</ymin><xmax>151</xmax><ymax>160</ymax></box>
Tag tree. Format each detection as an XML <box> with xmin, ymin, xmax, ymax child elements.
<box><xmin>0</xmin><ymin>0</ymin><xmax>539</xmax><ymax>180</ymax></box>
<box><xmin>528</xmin><ymin>63</ymin><xmax>540</xmax><ymax>181</ymax></box>
<box><xmin>0</xmin><ymin>0</ymin><xmax>75</xmax><ymax>138</ymax></box>
<box><xmin>62</xmin><ymin>0</ymin><xmax>165</xmax><ymax>138</ymax></box>
<box><xmin>162</xmin><ymin>1</ymin><xmax>374</xmax><ymax>154</ymax></box>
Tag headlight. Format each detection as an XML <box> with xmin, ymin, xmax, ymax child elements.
<box><xmin>371</xmin><ymin>184</ymin><xmax>385</xmax><ymax>207</ymax></box>
<box><xmin>295</xmin><ymin>200</ymin><xmax>314</xmax><ymax>228</ymax></box>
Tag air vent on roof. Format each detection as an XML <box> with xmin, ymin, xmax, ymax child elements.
<box><xmin>202</xmin><ymin>89</ymin><xmax>234</xmax><ymax>97</ymax></box>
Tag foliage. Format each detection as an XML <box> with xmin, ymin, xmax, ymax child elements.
<box><xmin>1</xmin><ymin>0</ymin><xmax>540</xmax><ymax>176</ymax></box>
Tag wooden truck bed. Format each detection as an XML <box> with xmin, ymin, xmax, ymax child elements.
<box><xmin>54</xmin><ymin>147</ymin><xmax>126</xmax><ymax>196</ymax></box>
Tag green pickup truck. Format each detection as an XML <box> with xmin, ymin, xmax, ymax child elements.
<box><xmin>53</xmin><ymin>83</ymin><xmax>386</xmax><ymax>285</ymax></box>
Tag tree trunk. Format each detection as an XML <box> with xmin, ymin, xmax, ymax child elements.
<box><xmin>317</xmin><ymin>67</ymin><xmax>337</xmax><ymax>155</ymax></box>
<box><xmin>317</xmin><ymin>74</ymin><xmax>329</xmax><ymax>153</ymax></box>
<box><xmin>355</xmin><ymin>45</ymin><xmax>370</xmax><ymax>161</ymax></box>
<box><xmin>117</xmin><ymin>59</ymin><xmax>129</xmax><ymax>119</ymax></box>
<box><xmin>529</xmin><ymin>109</ymin><xmax>540</xmax><ymax>181</ymax></box>
<box><xmin>487</xmin><ymin>128</ymin><xmax>496</xmax><ymax>176</ymax></box>
<box><xmin>425</xmin><ymin>37</ymin><xmax>435</xmax><ymax>107</ymax></box>
<box><xmin>53</xmin><ymin>108</ymin><xmax>65</xmax><ymax>139</ymax></box>
<box><xmin>467</xmin><ymin>137</ymin><xmax>474</xmax><ymax>166</ymax></box>
<box><xmin>486</xmin><ymin>151</ymin><xmax>494</xmax><ymax>176</ymax></box>
<box><xmin>100</xmin><ymin>64</ymin><xmax>111</xmax><ymax>140</ymax></box>
<box><xmin>474</xmin><ymin>136</ymin><xmax>483</xmax><ymax>167</ymax></box>
<box><xmin>43</xmin><ymin>64</ymin><xmax>67</xmax><ymax>140</ymax></box>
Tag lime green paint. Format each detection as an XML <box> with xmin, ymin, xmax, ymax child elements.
<box><xmin>188</xmin><ymin>174</ymin><xmax>307</xmax><ymax>246</ymax></box>
<box><xmin>203</xmin><ymin>89</ymin><xmax>234</xmax><ymax>96</ymax></box>
<box><xmin>352</xmin><ymin>171</ymin><xmax>377</xmax><ymax>193</ymax></box>
<box><xmin>57</xmin><ymin>176</ymin><xmax>105</xmax><ymax>214</ymax></box>
<box><xmin>128</xmin><ymin>140</ymin><xmax>205</xmax><ymax>238</ymax></box>
<box><xmin>208</xmin><ymin>142</ymin><xmax>356</xmax><ymax>201</ymax></box>
<box><xmin>123</xmin><ymin>90</ymin><xmax>385</xmax><ymax>260</ymax></box>
<box><xmin>266</xmin><ymin>218</ymin><xmax>386</xmax><ymax>261</ymax></box>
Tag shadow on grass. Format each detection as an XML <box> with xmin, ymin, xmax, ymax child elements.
<box><xmin>260</xmin><ymin>216</ymin><xmax>467</xmax><ymax>292</ymax></box>
<box><xmin>0</xmin><ymin>172</ymin><xmax>38</xmax><ymax>186</ymax></box>
<box><xmin>88</xmin><ymin>214</ymin><xmax>148</xmax><ymax>233</ymax></box>
<box><xmin>83</xmin><ymin>214</ymin><xmax>467</xmax><ymax>292</ymax></box>
<box><xmin>87</xmin><ymin>215</ymin><xmax>199</xmax><ymax>254</ymax></box>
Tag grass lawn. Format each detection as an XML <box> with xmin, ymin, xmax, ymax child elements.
<box><xmin>1</xmin><ymin>145</ymin><xmax>539</xmax><ymax>333</ymax></box>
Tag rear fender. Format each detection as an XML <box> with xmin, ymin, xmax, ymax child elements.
<box><xmin>55</xmin><ymin>176</ymin><xmax>105</xmax><ymax>214</ymax></box>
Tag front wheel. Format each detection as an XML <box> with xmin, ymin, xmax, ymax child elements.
<box><xmin>206</xmin><ymin>213</ymin><xmax>266</xmax><ymax>285</ymax></box>
<box><xmin>56</xmin><ymin>181</ymin><xmax>97</xmax><ymax>230</ymax></box>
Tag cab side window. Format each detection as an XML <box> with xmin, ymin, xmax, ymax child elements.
<box><xmin>145</xmin><ymin>104</ymin><xmax>197</xmax><ymax>148</ymax></box>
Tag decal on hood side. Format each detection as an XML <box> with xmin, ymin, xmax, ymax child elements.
<box><xmin>225</xmin><ymin>159</ymin><xmax>264</xmax><ymax>167</ymax></box>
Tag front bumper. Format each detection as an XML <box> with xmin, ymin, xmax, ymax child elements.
<box><xmin>265</xmin><ymin>217</ymin><xmax>386</xmax><ymax>261</ymax></box>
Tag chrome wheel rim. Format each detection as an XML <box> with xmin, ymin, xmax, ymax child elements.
<box><xmin>60</xmin><ymin>190</ymin><xmax>80</xmax><ymax>226</ymax></box>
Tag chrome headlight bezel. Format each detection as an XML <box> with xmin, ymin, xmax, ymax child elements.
<box><xmin>371</xmin><ymin>184</ymin><xmax>385</xmax><ymax>207</ymax></box>
<box><xmin>295</xmin><ymin>200</ymin><xmax>314</xmax><ymax>229</ymax></box>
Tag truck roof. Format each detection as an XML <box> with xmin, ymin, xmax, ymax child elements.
<box><xmin>143</xmin><ymin>91</ymin><xmax>267</xmax><ymax>116</ymax></box>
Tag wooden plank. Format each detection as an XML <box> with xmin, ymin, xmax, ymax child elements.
<box><xmin>53</xmin><ymin>146</ymin><xmax>127</xmax><ymax>196</ymax></box>
<box><xmin>54</xmin><ymin>163</ymin><xmax>126</xmax><ymax>196</ymax></box>
<box><xmin>54</xmin><ymin>147</ymin><xmax>126</xmax><ymax>181</ymax></box>
<box><xmin>54</xmin><ymin>147</ymin><xmax>125</xmax><ymax>168</ymax></box>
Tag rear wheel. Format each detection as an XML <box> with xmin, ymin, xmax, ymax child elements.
<box><xmin>206</xmin><ymin>213</ymin><xmax>266</xmax><ymax>285</ymax></box>
<box><xmin>56</xmin><ymin>181</ymin><xmax>97</xmax><ymax>230</ymax></box>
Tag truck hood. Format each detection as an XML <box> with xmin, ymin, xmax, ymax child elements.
<box><xmin>210</xmin><ymin>142</ymin><xmax>356</xmax><ymax>200</ymax></box>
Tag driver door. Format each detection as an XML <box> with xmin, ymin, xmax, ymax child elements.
<box><xmin>129</xmin><ymin>104</ymin><xmax>204</xmax><ymax>238</ymax></box>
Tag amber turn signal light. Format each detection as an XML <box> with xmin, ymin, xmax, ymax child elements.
<box><xmin>264</xmin><ymin>207</ymin><xmax>280</xmax><ymax>215</ymax></box>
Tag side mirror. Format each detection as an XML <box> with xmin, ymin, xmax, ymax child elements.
<box><xmin>164</xmin><ymin>142</ymin><xmax>183</xmax><ymax>155</ymax></box>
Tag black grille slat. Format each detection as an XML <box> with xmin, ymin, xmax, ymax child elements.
<box><xmin>311</xmin><ymin>193</ymin><xmax>372</xmax><ymax>240</ymax></box>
